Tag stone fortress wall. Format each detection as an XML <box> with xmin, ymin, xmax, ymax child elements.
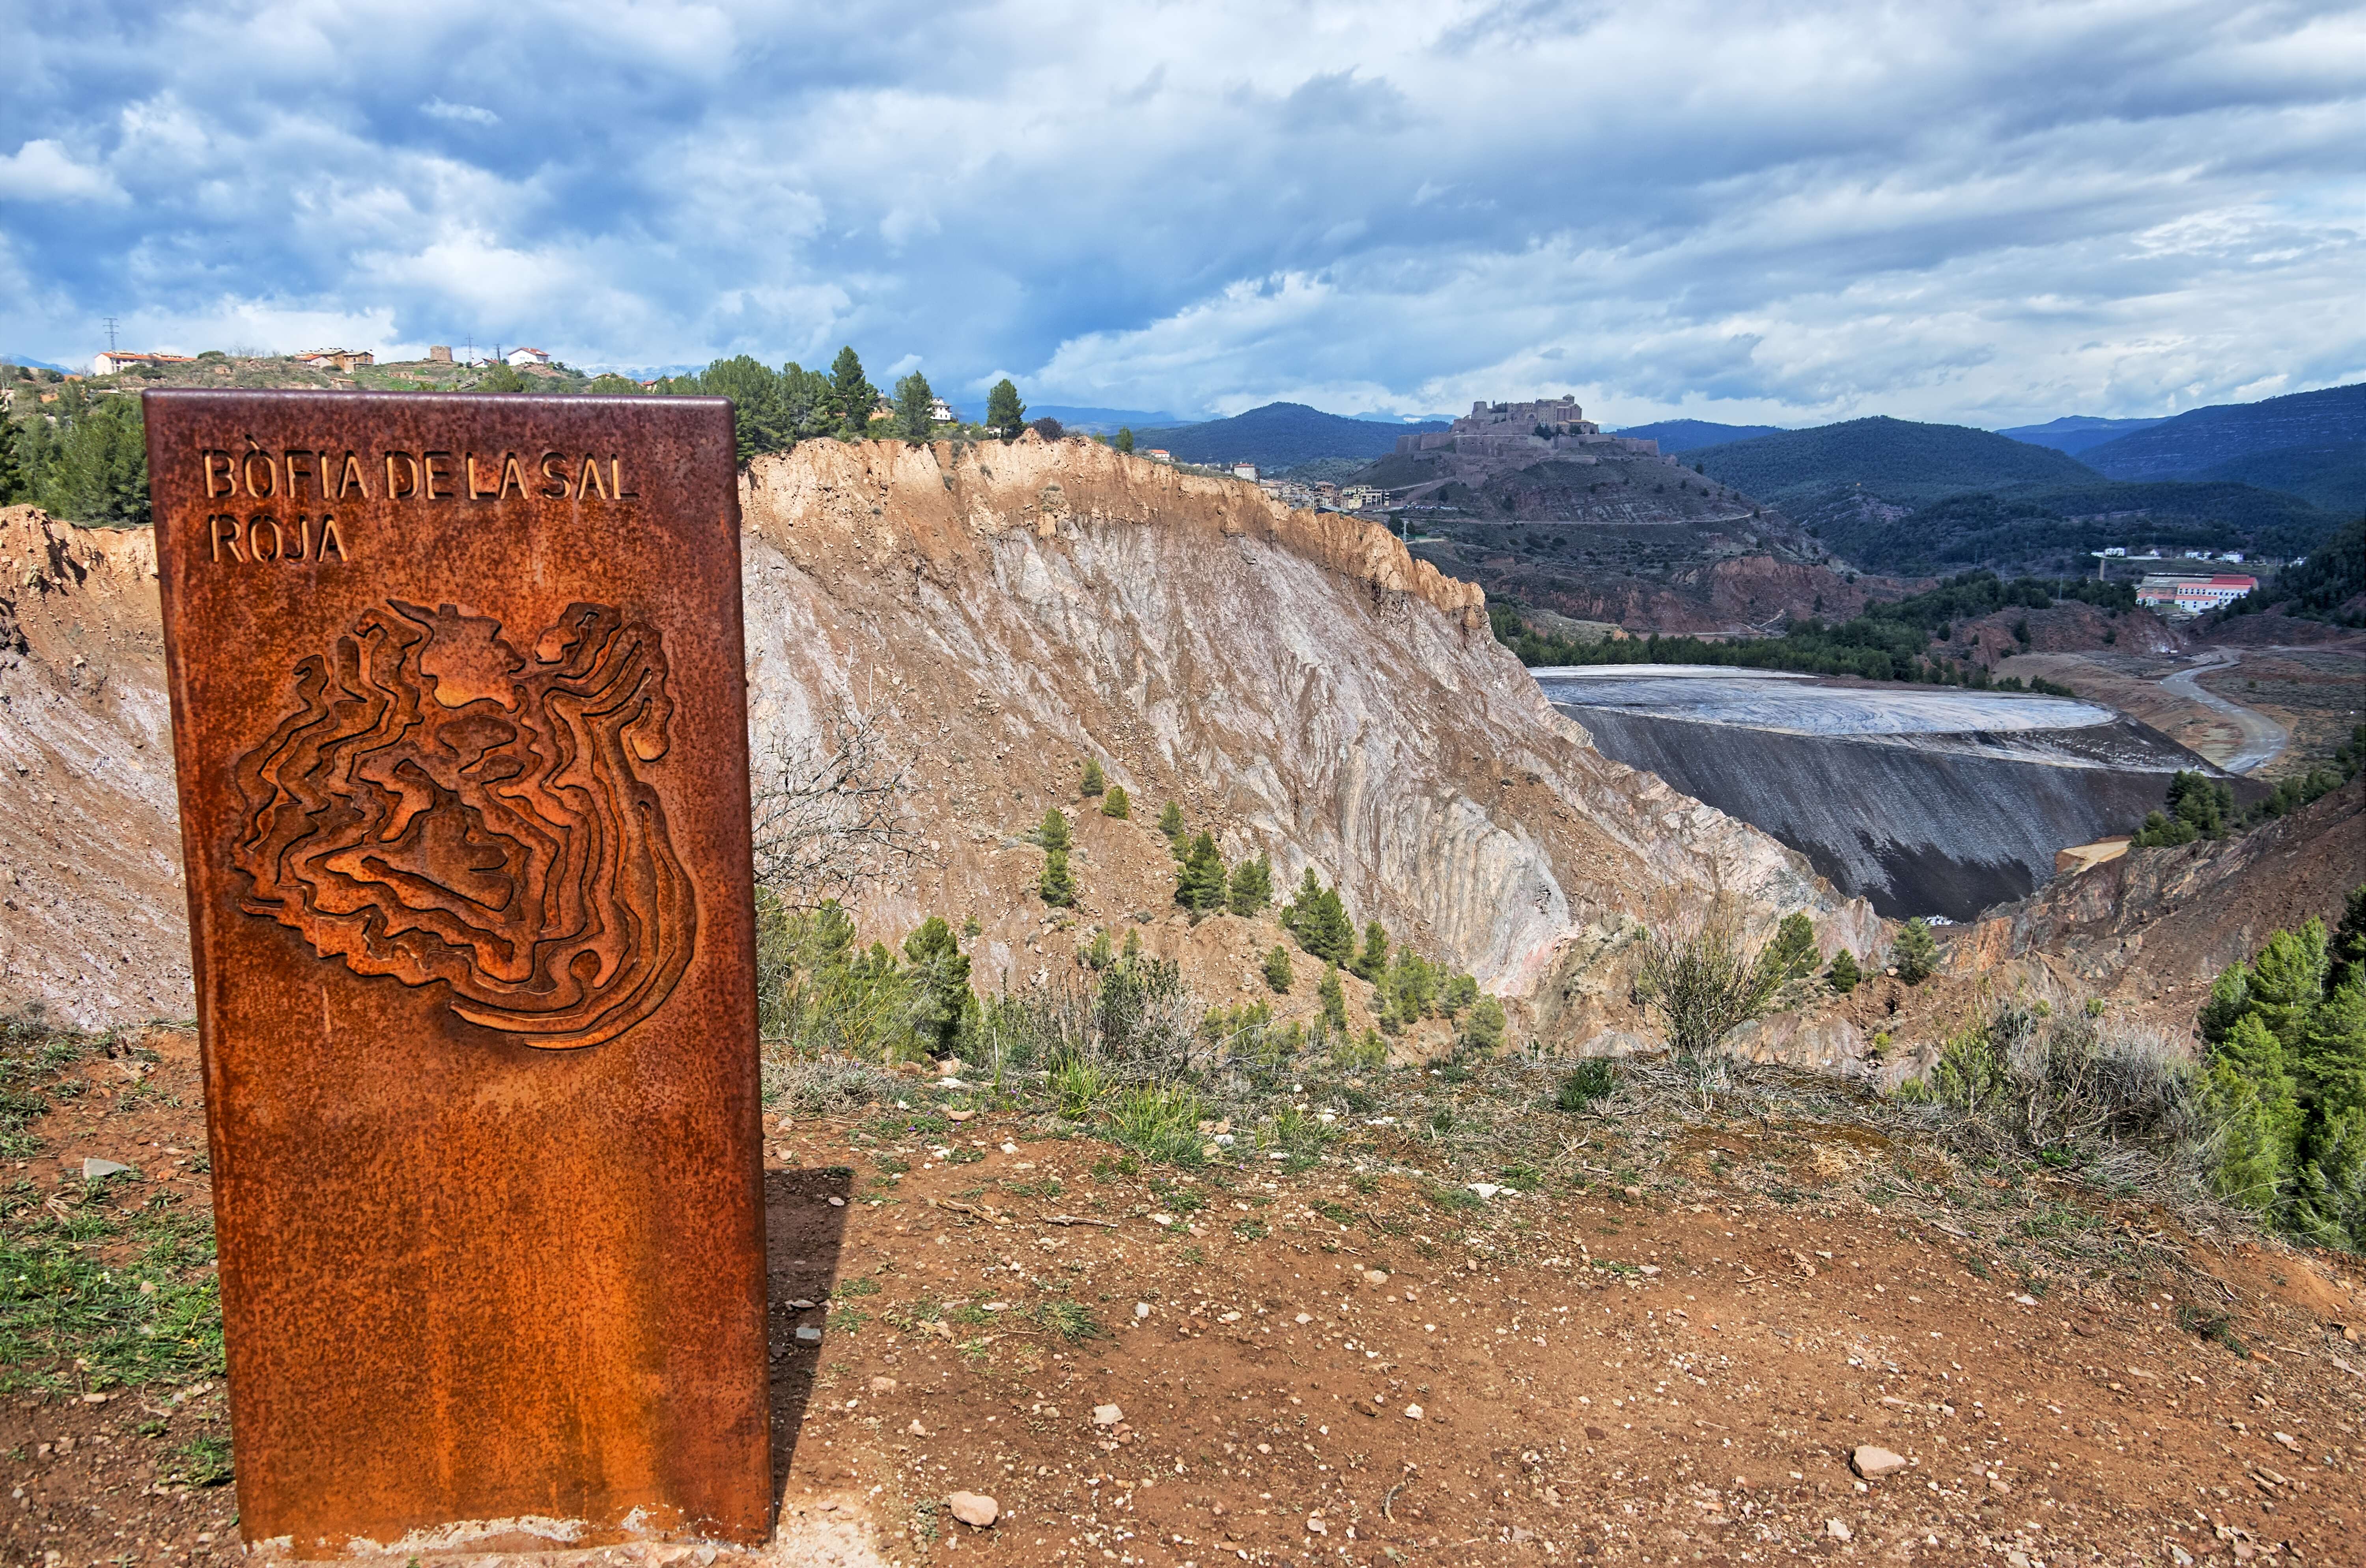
<box><xmin>1395</xmin><ymin>396</ymin><xmax>1664</xmax><ymax>464</ymax></box>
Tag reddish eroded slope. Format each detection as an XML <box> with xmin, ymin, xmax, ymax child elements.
<box><xmin>0</xmin><ymin>507</ymin><xmax>186</xmax><ymax>1026</ymax></box>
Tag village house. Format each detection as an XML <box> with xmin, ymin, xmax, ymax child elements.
<box><xmin>297</xmin><ymin>348</ymin><xmax>375</xmax><ymax>371</ymax></box>
<box><xmin>505</xmin><ymin>346</ymin><xmax>551</xmax><ymax>368</ymax></box>
<box><xmin>90</xmin><ymin>351</ymin><xmax>196</xmax><ymax>376</ymax></box>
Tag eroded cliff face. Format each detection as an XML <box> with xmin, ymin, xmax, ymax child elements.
<box><xmin>0</xmin><ymin>443</ymin><xmax>1879</xmax><ymax>1050</ymax></box>
<box><xmin>736</xmin><ymin>436</ymin><xmax>1877</xmax><ymax>1040</ymax></box>
<box><xmin>0</xmin><ymin>508</ymin><xmax>185</xmax><ymax>1026</ymax></box>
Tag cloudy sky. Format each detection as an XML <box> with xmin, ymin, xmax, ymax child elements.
<box><xmin>2</xmin><ymin>0</ymin><xmax>2359</xmax><ymax>427</ymax></box>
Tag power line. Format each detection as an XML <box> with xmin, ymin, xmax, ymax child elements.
<box><xmin>103</xmin><ymin>316</ymin><xmax>119</xmax><ymax>354</ymax></box>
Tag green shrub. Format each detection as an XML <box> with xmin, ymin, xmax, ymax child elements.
<box><xmin>1039</xmin><ymin>847</ymin><xmax>1076</xmax><ymax>907</ymax></box>
<box><xmin>1080</xmin><ymin>759</ymin><xmax>1106</xmax><ymax>797</ymax></box>
<box><xmin>1460</xmin><ymin>995</ymin><xmax>1506</xmax><ymax>1052</ymax></box>
<box><xmin>1101</xmin><ymin>785</ymin><xmax>1130</xmax><ymax>819</ymax></box>
<box><xmin>1103</xmin><ymin>1085</ymin><xmax>1206</xmax><ymax>1165</ymax></box>
<box><xmin>1330</xmin><ymin>1029</ymin><xmax>1386</xmax><ymax>1073</ymax></box>
<box><xmin>1893</xmin><ymin>918</ymin><xmax>1938</xmax><ymax>985</ymax></box>
<box><xmin>1051</xmin><ymin>1060</ymin><xmax>1108</xmax><ymax>1120</ymax></box>
<box><xmin>1227</xmin><ymin>854</ymin><xmax>1272</xmax><ymax>916</ymax></box>
<box><xmin>1825</xmin><ymin>949</ymin><xmax>1861</xmax><ymax>993</ymax></box>
<box><xmin>1758</xmin><ymin>913</ymin><xmax>1819</xmax><ymax>984</ymax></box>
<box><xmin>1175</xmin><ymin>832</ymin><xmax>1227</xmax><ymax>917</ymax></box>
<box><xmin>1262</xmin><ymin>945</ymin><xmax>1294</xmax><ymax>994</ymax></box>
<box><xmin>1158</xmin><ymin>801</ymin><xmax>1185</xmax><ymax>845</ymax></box>
<box><xmin>1556</xmin><ymin>1058</ymin><xmax>1619</xmax><ymax>1110</ymax></box>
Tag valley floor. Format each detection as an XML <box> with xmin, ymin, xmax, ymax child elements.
<box><xmin>6</xmin><ymin>1032</ymin><xmax>2362</xmax><ymax>1567</ymax></box>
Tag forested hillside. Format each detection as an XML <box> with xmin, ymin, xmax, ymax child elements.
<box><xmin>1689</xmin><ymin>416</ymin><xmax>2103</xmax><ymax>507</ymax></box>
<box><xmin>1133</xmin><ymin>402</ymin><xmax>1447</xmax><ymax>469</ymax></box>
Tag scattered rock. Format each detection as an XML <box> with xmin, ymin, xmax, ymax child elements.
<box><xmin>794</xmin><ymin>1326</ymin><xmax>823</xmax><ymax>1344</ymax></box>
<box><xmin>870</xmin><ymin>1376</ymin><xmax>899</xmax><ymax>1393</ymax></box>
<box><xmin>936</xmin><ymin>1059</ymin><xmax>961</xmax><ymax>1077</ymax></box>
<box><xmin>80</xmin><ymin>1157</ymin><xmax>133</xmax><ymax>1180</ymax></box>
<box><xmin>1363</xmin><ymin>1269</ymin><xmax>1390</xmax><ymax>1286</ymax></box>
<box><xmin>827</xmin><ymin>1196</ymin><xmax>846</xmax><ymax>1208</ymax></box>
<box><xmin>909</xmin><ymin>1419</ymin><xmax>927</xmax><ymax>1435</ymax></box>
<box><xmin>947</xmin><ymin>1491</ymin><xmax>998</xmax><ymax>1528</ymax></box>
<box><xmin>1149</xmin><ymin>1213</ymin><xmax>1175</xmax><ymax>1227</ymax></box>
<box><xmin>1622</xmin><ymin>1185</ymin><xmax>1643</xmax><ymax>1199</ymax></box>
<box><xmin>947</xmin><ymin>1108</ymin><xmax>973</xmax><ymax>1122</ymax></box>
<box><xmin>1826</xmin><ymin>1519</ymin><xmax>1852</xmax><ymax>1542</ymax></box>
<box><xmin>1094</xmin><ymin>1404</ymin><xmax>1124</xmax><ymax>1427</ymax></box>
<box><xmin>2271</xmin><ymin>1431</ymin><xmax>2301</xmax><ymax>1451</ymax></box>
<box><xmin>2014</xmin><ymin>1293</ymin><xmax>2039</xmax><ymax>1306</ymax></box>
<box><xmin>1134</xmin><ymin>1302</ymin><xmax>1152</xmax><ymax>1320</ymax></box>
<box><xmin>1849</xmin><ymin>1445</ymin><xmax>1907</xmax><ymax>1479</ymax></box>
<box><xmin>1402</xmin><ymin>1403</ymin><xmax>1424</xmax><ymax>1420</ymax></box>
<box><xmin>1467</xmin><ymin>1183</ymin><xmax>1503</xmax><ymax>1199</ymax></box>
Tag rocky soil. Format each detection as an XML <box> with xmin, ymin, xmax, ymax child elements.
<box><xmin>7</xmin><ymin>1028</ymin><xmax>2362</xmax><ymax>1568</ymax></box>
<box><xmin>0</xmin><ymin>509</ymin><xmax>185</xmax><ymax>1027</ymax></box>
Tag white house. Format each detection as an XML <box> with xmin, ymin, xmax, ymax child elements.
<box><xmin>506</xmin><ymin>346</ymin><xmax>551</xmax><ymax>367</ymax></box>
<box><xmin>931</xmin><ymin>397</ymin><xmax>956</xmax><ymax>424</ymax></box>
<box><xmin>92</xmin><ymin>351</ymin><xmax>195</xmax><ymax>376</ymax></box>
<box><xmin>1231</xmin><ymin>462</ymin><xmax>1259</xmax><ymax>481</ymax></box>
<box><xmin>1146</xmin><ymin>448</ymin><xmax>1173</xmax><ymax>465</ymax></box>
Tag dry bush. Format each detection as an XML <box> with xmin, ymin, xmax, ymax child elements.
<box><xmin>751</xmin><ymin>703</ymin><xmax>929</xmax><ymax>909</ymax></box>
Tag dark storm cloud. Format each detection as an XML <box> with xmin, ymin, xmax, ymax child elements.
<box><xmin>0</xmin><ymin>0</ymin><xmax>2357</xmax><ymax>424</ymax></box>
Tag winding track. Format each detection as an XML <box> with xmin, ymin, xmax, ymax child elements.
<box><xmin>2159</xmin><ymin>651</ymin><xmax>2288</xmax><ymax>774</ymax></box>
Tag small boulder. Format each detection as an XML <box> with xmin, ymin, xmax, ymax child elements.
<box><xmin>794</xmin><ymin>1325</ymin><xmax>823</xmax><ymax>1344</ymax></box>
<box><xmin>947</xmin><ymin>1491</ymin><xmax>998</xmax><ymax>1528</ymax></box>
<box><xmin>1849</xmin><ymin>1445</ymin><xmax>1907</xmax><ymax>1479</ymax></box>
<box><xmin>870</xmin><ymin>1376</ymin><xmax>899</xmax><ymax>1393</ymax></box>
<box><xmin>1363</xmin><ymin>1269</ymin><xmax>1390</xmax><ymax>1286</ymax></box>
<box><xmin>1094</xmin><ymin>1404</ymin><xmax>1124</xmax><ymax>1427</ymax></box>
<box><xmin>1402</xmin><ymin>1403</ymin><xmax>1424</xmax><ymax>1421</ymax></box>
<box><xmin>1826</xmin><ymin>1518</ymin><xmax>1852</xmax><ymax>1542</ymax></box>
<box><xmin>82</xmin><ymin>1158</ymin><xmax>134</xmax><ymax>1180</ymax></box>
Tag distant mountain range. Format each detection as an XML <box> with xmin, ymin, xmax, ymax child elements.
<box><xmin>1689</xmin><ymin>416</ymin><xmax>2099</xmax><ymax>508</ymax></box>
<box><xmin>1613</xmin><ymin>418</ymin><xmax>1787</xmax><ymax>452</ymax></box>
<box><xmin>1024</xmin><ymin>404</ymin><xmax>1182</xmax><ymax>433</ymax></box>
<box><xmin>1</xmin><ymin>353</ymin><xmax>71</xmax><ymax>372</ymax></box>
<box><xmin>1686</xmin><ymin>413</ymin><xmax>2346</xmax><ymax>577</ymax></box>
<box><xmin>1994</xmin><ymin>415</ymin><xmax>2167</xmax><ymax>455</ymax></box>
<box><xmin>1134</xmin><ymin>402</ymin><xmax>1450</xmax><ymax>470</ymax></box>
<box><xmin>2075</xmin><ymin>383</ymin><xmax>2364</xmax><ymax>515</ymax></box>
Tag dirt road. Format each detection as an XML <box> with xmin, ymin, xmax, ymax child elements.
<box><xmin>2160</xmin><ymin>653</ymin><xmax>2288</xmax><ymax>774</ymax></box>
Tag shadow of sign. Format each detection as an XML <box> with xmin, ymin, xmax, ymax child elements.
<box><xmin>765</xmin><ymin>1165</ymin><xmax>855</xmax><ymax>1499</ymax></box>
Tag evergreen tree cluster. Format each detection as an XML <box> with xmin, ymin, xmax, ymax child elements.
<box><xmin>2197</xmin><ymin>889</ymin><xmax>2366</xmax><ymax>1250</ymax></box>
<box><xmin>1488</xmin><ymin>569</ymin><xmax>2108</xmax><ymax>693</ymax></box>
<box><xmin>753</xmin><ymin>896</ymin><xmax>974</xmax><ymax>1059</ymax></box>
<box><xmin>2133</xmin><ymin>736</ymin><xmax>2364</xmax><ymax>848</ymax></box>
<box><xmin>638</xmin><ymin>347</ymin><xmax>888</xmax><ymax>459</ymax></box>
<box><xmin>1</xmin><ymin>377</ymin><xmax>151</xmax><ymax>525</ymax></box>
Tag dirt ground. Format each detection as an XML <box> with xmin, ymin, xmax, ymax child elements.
<box><xmin>7</xmin><ymin>1031</ymin><xmax>2364</xmax><ymax>1568</ymax></box>
<box><xmin>1999</xmin><ymin>643</ymin><xmax>2365</xmax><ymax>782</ymax></box>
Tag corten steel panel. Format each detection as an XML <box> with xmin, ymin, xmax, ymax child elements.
<box><xmin>143</xmin><ymin>391</ymin><xmax>771</xmax><ymax>1554</ymax></box>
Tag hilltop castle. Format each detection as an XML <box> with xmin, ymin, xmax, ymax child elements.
<box><xmin>1395</xmin><ymin>397</ymin><xmax>1661</xmax><ymax>461</ymax></box>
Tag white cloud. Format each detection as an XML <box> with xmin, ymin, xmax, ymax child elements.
<box><xmin>420</xmin><ymin>99</ymin><xmax>500</xmax><ymax>127</ymax></box>
<box><xmin>0</xmin><ymin>139</ymin><xmax>123</xmax><ymax>203</ymax></box>
<box><xmin>0</xmin><ymin>0</ymin><xmax>2357</xmax><ymax>425</ymax></box>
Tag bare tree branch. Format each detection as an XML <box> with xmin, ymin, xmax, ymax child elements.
<box><xmin>750</xmin><ymin>702</ymin><xmax>929</xmax><ymax>909</ymax></box>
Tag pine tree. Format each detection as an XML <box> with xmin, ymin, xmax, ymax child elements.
<box><xmin>1349</xmin><ymin>921</ymin><xmax>1390</xmax><ymax>982</ymax></box>
<box><xmin>893</xmin><ymin>371</ymin><xmax>936</xmax><ymax>441</ymax></box>
<box><xmin>1759</xmin><ymin>913</ymin><xmax>1818</xmax><ymax>984</ymax></box>
<box><xmin>1227</xmin><ymin>853</ymin><xmax>1272</xmax><ymax>916</ymax></box>
<box><xmin>829</xmin><ymin>346</ymin><xmax>877</xmax><ymax>436</ymax></box>
<box><xmin>0</xmin><ymin>418</ymin><xmax>29</xmax><ymax>505</ymax></box>
<box><xmin>1263</xmin><ymin>945</ymin><xmax>1293</xmax><ymax>994</ymax></box>
<box><xmin>1100</xmin><ymin>785</ymin><xmax>1131</xmax><ymax>819</ymax></box>
<box><xmin>1462</xmin><ymin>996</ymin><xmax>1507</xmax><ymax>1051</ymax></box>
<box><xmin>1115</xmin><ymin>427</ymin><xmax>1135</xmax><ymax>454</ymax></box>
<box><xmin>1176</xmin><ymin>831</ymin><xmax>1227</xmax><ymax>917</ymax></box>
<box><xmin>1283</xmin><ymin>872</ymin><xmax>1354</xmax><ymax>966</ymax></box>
<box><xmin>1037</xmin><ymin>807</ymin><xmax>1072</xmax><ymax>853</ymax></box>
<box><xmin>986</xmin><ymin>378</ymin><xmax>1026</xmax><ymax>441</ymax></box>
<box><xmin>1080</xmin><ymin>759</ymin><xmax>1106</xmax><ymax>797</ymax></box>
<box><xmin>1039</xmin><ymin>848</ymin><xmax>1076</xmax><ymax>907</ymax></box>
<box><xmin>2205</xmin><ymin>1013</ymin><xmax>2303</xmax><ymax>1214</ymax></box>
<box><xmin>1892</xmin><ymin>918</ymin><xmax>1938</xmax><ymax>985</ymax></box>
<box><xmin>1825</xmin><ymin>948</ymin><xmax>1862</xmax><ymax>994</ymax></box>
<box><xmin>1318</xmin><ymin>963</ymin><xmax>1347</xmax><ymax>1032</ymax></box>
<box><xmin>1157</xmin><ymin>801</ymin><xmax>1185</xmax><ymax>847</ymax></box>
<box><xmin>902</xmin><ymin>917</ymin><xmax>972</xmax><ymax>1051</ymax></box>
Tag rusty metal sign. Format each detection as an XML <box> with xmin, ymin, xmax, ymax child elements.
<box><xmin>144</xmin><ymin>391</ymin><xmax>771</xmax><ymax>1554</ymax></box>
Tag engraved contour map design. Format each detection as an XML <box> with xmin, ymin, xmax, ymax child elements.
<box><xmin>231</xmin><ymin>600</ymin><xmax>695</xmax><ymax>1048</ymax></box>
